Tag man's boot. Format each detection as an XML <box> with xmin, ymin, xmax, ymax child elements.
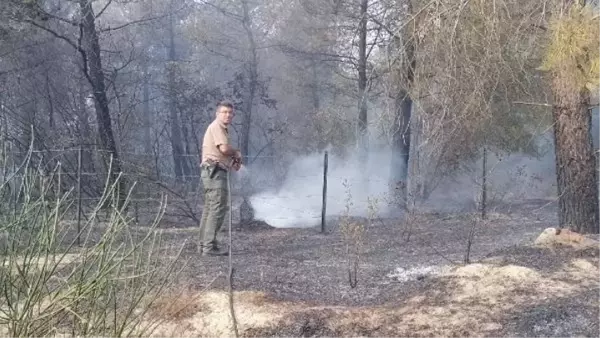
<box><xmin>201</xmin><ymin>246</ymin><xmax>229</xmax><ymax>256</ymax></box>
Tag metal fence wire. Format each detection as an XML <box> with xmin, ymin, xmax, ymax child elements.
<box><xmin>0</xmin><ymin>147</ymin><xmax>334</xmax><ymax>232</ymax></box>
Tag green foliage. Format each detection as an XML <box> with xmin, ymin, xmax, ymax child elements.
<box><xmin>540</xmin><ymin>3</ymin><xmax>600</xmax><ymax>92</ymax></box>
<box><xmin>410</xmin><ymin>0</ymin><xmax>550</xmax><ymax>167</ymax></box>
<box><xmin>0</xmin><ymin>149</ymin><xmax>183</xmax><ymax>337</ymax></box>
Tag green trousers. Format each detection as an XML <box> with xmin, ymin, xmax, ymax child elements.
<box><xmin>199</xmin><ymin>164</ymin><xmax>229</xmax><ymax>250</ymax></box>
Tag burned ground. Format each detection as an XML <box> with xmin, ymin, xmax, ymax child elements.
<box><xmin>143</xmin><ymin>198</ymin><xmax>599</xmax><ymax>337</ymax></box>
<box><xmin>174</xmin><ymin>199</ymin><xmax>559</xmax><ymax>305</ymax></box>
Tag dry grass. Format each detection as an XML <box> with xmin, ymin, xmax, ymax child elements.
<box><xmin>148</xmin><ymin>288</ymin><xmax>208</xmax><ymax>322</ymax></box>
<box><xmin>145</xmin><ymin>242</ymin><xmax>599</xmax><ymax>337</ymax></box>
<box><xmin>0</xmin><ymin>253</ymin><xmax>81</xmax><ymax>271</ymax></box>
<box><xmin>534</xmin><ymin>227</ymin><xmax>599</xmax><ymax>250</ymax></box>
<box><xmin>149</xmin><ymin>291</ymin><xmax>289</xmax><ymax>337</ymax></box>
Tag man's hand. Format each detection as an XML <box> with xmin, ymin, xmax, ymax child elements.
<box><xmin>232</xmin><ymin>160</ymin><xmax>242</xmax><ymax>171</ymax></box>
<box><xmin>217</xmin><ymin>144</ymin><xmax>242</xmax><ymax>162</ymax></box>
<box><xmin>231</xmin><ymin>155</ymin><xmax>242</xmax><ymax>171</ymax></box>
<box><xmin>232</xmin><ymin>150</ymin><xmax>242</xmax><ymax>168</ymax></box>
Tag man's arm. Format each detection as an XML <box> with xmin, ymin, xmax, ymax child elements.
<box><xmin>218</xmin><ymin>144</ymin><xmax>241</xmax><ymax>159</ymax></box>
<box><xmin>211</xmin><ymin>125</ymin><xmax>242</xmax><ymax>161</ymax></box>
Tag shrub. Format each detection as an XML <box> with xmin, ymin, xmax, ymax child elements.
<box><xmin>0</xmin><ymin>149</ymin><xmax>183</xmax><ymax>337</ymax></box>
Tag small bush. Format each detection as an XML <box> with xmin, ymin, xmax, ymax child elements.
<box><xmin>0</xmin><ymin>149</ymin><xmax>183</xmax><ymax>337</ymax></box>
<box><xmin>339</xmin><ymin>179</ymin><xmax>365</xmax><ymax>288</ymax></box>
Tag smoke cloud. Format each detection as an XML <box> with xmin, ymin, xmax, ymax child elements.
<box><xmin>248</xmin><ymin>147</ymin><xmax>396</xmax><ymax>228</ymax></box>
<box><xmin>245</xmin><ymin>110</ymin><xmax>599</xmax><ymax>229</ymax></box>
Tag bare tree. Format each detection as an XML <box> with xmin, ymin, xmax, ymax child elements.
<box><xmin>5</xmin><ymin>0</ymin><xmax>129</xmax><ymax>203</ymax></box>
<box><xmin>166</xmin><ymin>0</ymin><xmax>191</xmax><ymax>181</ymax></box>
<box><xmin>387</xmin><ymin>0</ymin><xmax>415</xmax><ymax>206</ymax></box>
<box><xmin>78</xmin><ymin>0</ymin><xmax>125</xmax><ymax>202</ymax></box>
<box><xmin>357</xmin><ymin>0</ymin><xmax>369</xmax><ymax>168</ymax></box>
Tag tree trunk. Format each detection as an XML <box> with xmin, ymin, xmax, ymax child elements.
<box><xmin>79</xmin><ymin>0</ymin><xmax>125</xmax><ymax>206</ymax></box>
<box><xmin>389</xmin><ymin>47</ymin><xmax>414</xmax><ymax>202</ymax></box>
<box><xmin>240</xmin><ymin>70</ymin><xmax>255</xmax><ymax>166</ymax></box>
<box><xmin>23</xmin><ymin>94</ymin><xmax>37</xmax><ymax>153</ymax></box>
<box><xmin>357</xmin><ymin>0</ymin><xmax>368</xmax><ymax>168</ymax></box>
<box><xmin>311</xmin><ymin>58</ymin><xmax>320</xmax><ymax>112</ymax></box>
<box><xmin>167</xmin><ymin>4</ymin><xmax>190</xmax><ymax>181</ymax></box>
<box><xmin>552</xmin><ymin>88</ymin><xmax>599</xmax><ymax>233</ymax></box>
<box><xmin>481</xmin><ymin>145</ymin><xmax>487</xmax><ymax>219</ymax></box>
<box><xmin>45</xmin><ymin>70</ymin><xmax>54</xmax><ymax>128</ymax></box>
<box><xmin>240</xmin><ymin>0</ymin><xmax>257</xmax><ymax>166</ymax></box>
<box><xmin>548</xmin><ymin>0</ymin><xmax>599</xmax><ymax>234</ymax></box>
<box><xmin>181</xmin><ymin>112</ymin><xmax>195</xmax><ymax>176</ymax></box>
<box><xmin>406</xmin><ymin>110</ymin><xmax>422</xmax><ymax>211</ymax></box>
<box><xmin>390</xmin><ymin>88</ymin><xmax>411</xmax><ymax>201</ymax></box>
<box><xmin>239</xmin><ymin>0</ymin><xmax>258</xmax><ymax>223</ymax></box>
<box><xmin>76</xmin><ymin>83</ymin><xmax>97</xmax><ymax>197</ymax></box>
<box><xmin>389</xmin><ymin>1</ymin><xmax>415</xmax><ymax>207</ymax></box>
<box><xmin>141</xmin><ymin>48</ymin><xmax>152</xmax><ymax>155</ymax></box>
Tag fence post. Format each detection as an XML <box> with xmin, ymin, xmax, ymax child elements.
<box><xmin>76</xmin><ymin>146</ymin><xmax>82</xmax><ymax>246</ymax></box>
<box><xmin>321</xmin><ymin>151</ymin><xmax>328</xmax><ymax>233</ymax></box>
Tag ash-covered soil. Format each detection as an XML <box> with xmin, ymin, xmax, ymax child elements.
<box><xmin>172</xmin><ymin>199</ymin><xmax>557</xmax><ymax>305</ymax></box>
<box><xmin>151</xmin><ymin>199</ymin><xmax>599</xmax><ymax>337</ymax></box>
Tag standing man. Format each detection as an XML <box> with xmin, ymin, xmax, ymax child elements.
<box><xmin>199</xmin><ymin>100</ymin><xmax>242</xmax><ymax>256</ymax></box>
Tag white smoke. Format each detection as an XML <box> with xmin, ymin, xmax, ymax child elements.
<box><xmin>248</xmin><ymin>147</ymin><xmax>396</xmax><ymax>228</ymax></box>
<box><xmin>243</xmin><ymin>113</ymin><xmax>599</xmax><ymax>228</ymax></box>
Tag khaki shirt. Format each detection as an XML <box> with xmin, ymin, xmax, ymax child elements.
<box><xmin>201</xmin><ymin>119</ymin><xmax>232</xmax><ymax>169</ymax></box>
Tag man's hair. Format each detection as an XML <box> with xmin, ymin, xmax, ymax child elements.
<box><xmin>216</xmin><ymin>100</ymin><xmax>234</xmax><ymax>110</ymax></box>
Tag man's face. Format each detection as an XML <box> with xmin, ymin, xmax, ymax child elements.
<box><xmin>216</xmin><ymin>106</ymin><xmax>234</xmax><ymax>125</ymax></box>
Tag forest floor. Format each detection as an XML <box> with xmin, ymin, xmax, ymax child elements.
<box><xmin>147</xmin><ymin>199</ymin><xmax>599</xmax><ymax>337</ymax></box>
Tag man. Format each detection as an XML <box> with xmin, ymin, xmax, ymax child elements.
<box><xmin>199</xmin><ymin>101</ymin><xmax>242</xmax><ymax>256</ymax></box>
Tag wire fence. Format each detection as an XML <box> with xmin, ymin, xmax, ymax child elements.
<box><xmin>2</xmin><ymin>144</ymin><xmax>553</xmax><ymax>235</ymax></box>
<box><xmin>0</xmin><ymin>147</ymin><xmax>352</xmax><ymax>231</ymax></box>
<box><xmin>0</xmin><ymin>144</ymin><xmax>566</xmax><ymax>260</ymax></box>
